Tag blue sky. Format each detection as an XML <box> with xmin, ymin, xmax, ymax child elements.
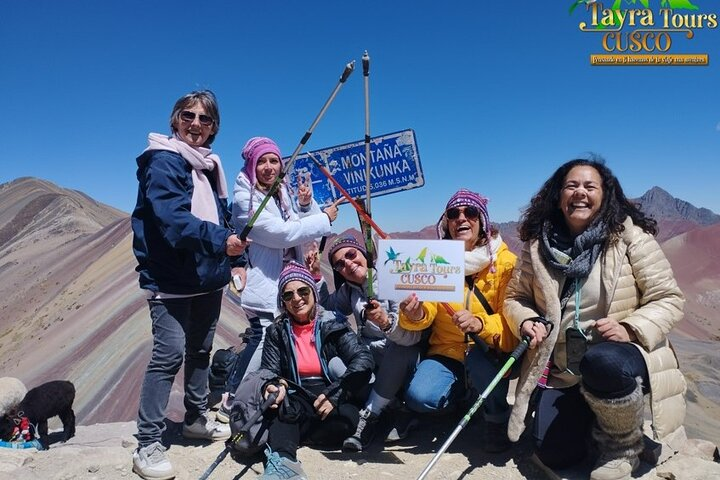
<box><xmin>2</xmin><ymin>1</ymin><xmax>719</xmax><ymax>233</ymax></box>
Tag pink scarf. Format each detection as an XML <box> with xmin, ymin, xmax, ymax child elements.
<box><xmin>145</xmin><ymin>133</ymin><xmax>228</xmax><ymax>225</ymax></box>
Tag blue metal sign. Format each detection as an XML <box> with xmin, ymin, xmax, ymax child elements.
<box><xmin>286</xmin><ymin>129</ymin><xmax>424</xmax><ymax>207</ymax></box>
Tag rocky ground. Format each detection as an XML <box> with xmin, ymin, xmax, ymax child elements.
<box><xmin>1</xmin><ymin>410</ymin><xmax>718</xmax><ymax>480</ymax></box>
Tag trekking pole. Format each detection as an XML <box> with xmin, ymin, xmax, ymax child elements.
<box><xmin>239</xmin><ymin>60</ymin><xmax>355</xmax><ymax>240</ymax></box>
<box><xmin>361</xmin><ymin>50</ymin><xmax>376</xmax><ymax>300</ymax></box>
<box><xmin>306</xmin><ymin>152</ymin><xmax>388</xmax><ymax>238</ymax></box>
<box><xmin>416</xmin><ymin>337</ymin><xmax>530</xmax><ymax>480</ymax></box>
<box><xmin>198</xmin><ymin>391</ymin><xmax>279</xmax><ymax>480</ymax></box>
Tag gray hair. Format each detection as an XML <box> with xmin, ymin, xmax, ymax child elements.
<box><xmin>169</xmin><ymin>90</ymin><xmax>220</xmax><ymax>146</ymax></box>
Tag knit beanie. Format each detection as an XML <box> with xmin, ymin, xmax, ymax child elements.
<box><xmin>327</xmin><ymin>236</ymin><xmax>370</xmax><ymax>290</ymax></box>
<box><xmin>241</xmin><ymin>137</ymin><xmax>283</xmax><ymax>187</ymax></box>
<box><xmin>277</xmin><ymin>261</ymin><xmax>319</xmax><ymax>309</ymax></box>
<box><xmin>437</xmin><ymin>189</ymin><xmax>491</xmax><ymax>240</ymax></box>
<box><xmin>437</xmin><ymin>188</ymin><xmax>495</xmax><ymax>272</ymax></box>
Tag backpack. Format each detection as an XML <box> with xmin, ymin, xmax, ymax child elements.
<box><xmin>228</xmin><ymin>369</ymin><xmax>279</xmax><ymax>456</ymax></box>
<box><xmin>208</xmin><ymin>328</ymin><xmax>252</xmax><ymax>392</ymax></box>
<box><xmin>209</xmin><ymin>347</ymin><xmax>239</xmax><ymax>393</ymax></box>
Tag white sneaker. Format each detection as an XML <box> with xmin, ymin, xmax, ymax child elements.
<box><xmin>132</xmin><ymin>442</ymin><xmax>176</xmax><ymax>480</ymax></box>
<box><xmin>182</xmin><ymin>412</ymin><xmax>231</xmax><ymax>441</ymax></box>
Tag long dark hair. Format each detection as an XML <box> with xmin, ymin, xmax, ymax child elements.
<box><xmin>518</xmin><ymin>158</ymin><xmax>657</xmax><ymax>243</ymax></box>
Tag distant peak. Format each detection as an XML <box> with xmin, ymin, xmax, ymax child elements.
<box><xmin>635</xmin><ymin>187</ymin><xmax>720</xmax><ymax>226</ymax></box>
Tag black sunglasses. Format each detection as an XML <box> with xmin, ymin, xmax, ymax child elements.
<box><xmin>446</xmin><ymin>206</ymin><xmax>480</xmax><ymax>221</ymax></box>
<box><xmin>281</xmin><ymin>286</ymin><xmax>312</xmax><ymax>302</ymax></box>
<box><xmin>180</xmin><ymin>110</ymin><xmax>214</xmax><ymax>127</ymax></box>
<box><xmin>332</xmin><ymin>248</ymin><xmax>359</xmax><ymax>272</ymax></box>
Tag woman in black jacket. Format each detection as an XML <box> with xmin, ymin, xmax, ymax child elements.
<box><xmin>256</xmin><ymin>261</ymin><xmax>373</xmax><ymax>479</ymax></box>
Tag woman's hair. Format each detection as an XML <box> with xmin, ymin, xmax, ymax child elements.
<box><xmin>169</xmin><ymin>90</ymin><xmax>220</xmax><ymax>146</ymax></box>
<box><xmin>518</xmin><ymin>157</ymin><xmax>657</xmax><ymax>242</ymax></box>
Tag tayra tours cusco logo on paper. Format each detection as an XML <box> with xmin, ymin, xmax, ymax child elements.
<box><xmin>384</xmin><ymin>245</ymin><xmax>461</xmax><ymax>292</ymax></box>
<box><xmin>570</xmin><ymin>0</ymin><xmax>717</xmax><ymax>65</ymax></box>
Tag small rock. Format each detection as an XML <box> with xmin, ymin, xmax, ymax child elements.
<box><xmin>88</xmin><ymin>464</ymin><xmax>99</xmax><ymax>473</ymax></box>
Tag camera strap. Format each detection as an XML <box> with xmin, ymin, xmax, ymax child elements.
<box><xmin>572</xmin><ymin>278</ymin><xmax>589</xmax><ymax>340</ymax></box>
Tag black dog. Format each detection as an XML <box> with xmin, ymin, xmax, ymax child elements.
<box><xmin>0</xmin><ymin>380</ymin><xmax>76</xmax><ymax>448</ymax></box>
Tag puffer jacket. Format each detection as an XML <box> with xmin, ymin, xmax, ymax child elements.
<box><xmin>132</xmin><ymin>149</ymin><xmax>234</xmax><ymax>294</ymax></box>
<box><xmin>318</xmin><ymin>271</ymin><xmax>422</xmax><ymax>348</ymax></box>
<box><xmin>399</xmin><ymin>243</ymin><xmax>518</xmax><ymax>362</ymax></box>
<box><xmin>232</xmin><ymin>172</ymin><xmax>331</xmax><ymax>315</ymax></box>
<box><xmin>261</xmin><ymin>306</ymin><xmax>374</xmax><ymax>406</ymax></box>
<box><xmin>504</xmin><ymin>217</ymin><xmax>686</xmax><ymax>443</ymax></box>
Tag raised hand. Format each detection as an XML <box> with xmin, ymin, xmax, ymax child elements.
<box><xmin>304</xmin><ymin>240</ymin><xmax>321</xmax><ymax>277</ymax></box>
<box><xmin>297</xmin><ymin>173</ymin><xmax>313</xmax><ymax>207</ymax></box>
<box><xmin>322</xmin><ymin>198</ymin><xmax>343</xmax><ymax>223</ymax></box>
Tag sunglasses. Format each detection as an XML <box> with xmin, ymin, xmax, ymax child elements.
<box><xmin>180</xmin><ymin>110</ymin><xmax>214</xmax><ymax>127</ymax></box>
<box><xmin>281</xmin><ymin>286</ymin><xmax>312</xmax><ymax>302</ymax></box>
<box><xmin>332</xmin><ymin>248</ymin><xmax>359</xmax><ymax>272</ymax></box>
<box><xmin>446</xmin><ymin>206</ymin><xmax>480</xmax><ymax>221</ymax></box>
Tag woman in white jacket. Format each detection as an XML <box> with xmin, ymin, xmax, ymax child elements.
<box><xmin>222</xmin><ymin>137</ymin><xmax>340</xmax><ymax>411</ymax></box>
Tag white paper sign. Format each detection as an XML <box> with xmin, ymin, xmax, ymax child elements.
<box><xmin>376</xmin><ymin>239</ymin><xmax>465</xmax><ymax>303</ymax></box>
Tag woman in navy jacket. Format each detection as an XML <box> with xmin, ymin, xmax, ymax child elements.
<box><xmin>130</xmin><ymin>90</ymin><xmax>247</xmax><ymax>480</ymax></box>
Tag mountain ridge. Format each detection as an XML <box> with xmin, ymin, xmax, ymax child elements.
<box><xmin>0</xmin><ymin>177</ymin><xmax>718</xmax><ymax>444</ymax></box>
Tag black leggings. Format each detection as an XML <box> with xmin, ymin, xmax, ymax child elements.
<box><xmin>533</xmin><ymin>342</ymin><xmax>649</xmax><ymax>469</ymax></box>
<box><xmin>266</xmin><ymin>382</ymin><xmax>360</xmax><ymax>461</ymax></box>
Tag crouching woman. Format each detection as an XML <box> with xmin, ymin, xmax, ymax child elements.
<box><xmin>254</xmin><ymin>261</ymin><xmax>374</xmax><ymax>478</ymax></box>
<box><xmin>504</xmin><ymin>159</ymin><xmax>686</xmax><ymax>480</ymax></box>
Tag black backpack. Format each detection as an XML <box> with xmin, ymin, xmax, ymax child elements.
<box><xmin>209</xmin><ymin>346</ymin><xmax>239</xmax><ymax>393</ymax></box>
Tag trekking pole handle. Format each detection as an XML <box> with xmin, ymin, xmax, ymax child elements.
<box><xmin>340</xmin><ymin>60</ymin><xmax>355</xmax><ymax>82</ymax></box>
<box><xmin>510</xmin><ymin>336</ymin><xmax>531</xmax><ymax>361</ymax></box>
<box><xmin>362</xmin><ymin>50</ymin><xmax>370</xmax><ymax>76</ymax></box>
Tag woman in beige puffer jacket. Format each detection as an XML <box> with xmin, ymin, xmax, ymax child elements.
<box><xmin>504</xmin><ymin>158</ymin><xmax>685</xmax><ymax>480</ymax></box>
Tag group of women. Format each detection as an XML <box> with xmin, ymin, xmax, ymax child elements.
<box><xmin>131</xmin><ymin>90</ymin><xmax>686</xmax><ymax>480</ymax></box>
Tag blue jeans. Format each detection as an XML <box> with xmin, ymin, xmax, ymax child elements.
<box><xmin>533</xmin><ymin>341</ymin><xmax>649</xmax><ymax>469</ymax></box>
<box><xmin>227</xmin><ymin>309</ymin><xmax>275</xmax><ymax>394</ymax></box>
<box><xmin>404</xmin><ymin>347</ymin><xmax>511</xmax><ymax>422</ymax></box>
<box><xmin>373</xmin><ymin>341</ymin><xmax>421</xmax><ymax>400</ymax></box>
<box><xmin>136</xmin><ymin>290</ymin><xmax>222</xmax><ymax>448</ymax></box>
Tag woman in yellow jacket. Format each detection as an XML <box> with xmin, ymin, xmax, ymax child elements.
<box><xmin>399</xmin><ymin>189</ymin><xmax>518</xmax><ymax>452</ymax></box>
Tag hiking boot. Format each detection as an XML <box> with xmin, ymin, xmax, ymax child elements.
<box><xmin>385</xmin><ymin>408</ymin><xmax>419</xmax><ymax>443</ymax></box>
<box><xmin>590</xmin><ymin>455</ymin><xmax>640</xmax><ymax>480</ymax></box>
<box><xmin>215</xmin><ymin>403</ymin><xmax>231</xmax><ymax>424</ymax></box>
<box><xmin>215</xmin><ymin>392</ymin><xmax>234</xmax><ymax>424</ymax></box>
<box><xmin>582</xmin><ymin>377</ymin><xmax>644</xmax><ymax>480</ymax></box>
<box><xmin>260</xmin><ymin>447</ymin><xmax>308</xmax><ymax>480</ymax></box>
<box><xmin>482</xmin><ymin>421</ymin><xmax>511</xmax><ymax>453</ymax></box>
<box><xmin>343</xmin><ymin>408</ymin><xmax>379</xmax><ymax>452</ymax></box>
<box><xmin>132</xmin><ymin>442</ymin><xmax>176</xmax><ymax>480</ymax></box>
<box><xmin>182</xmin><ymin>412</ymin><xmax>231</xmax><ymax>441</ymax></box>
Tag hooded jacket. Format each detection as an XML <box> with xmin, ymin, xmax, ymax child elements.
<box><xmin>260</xmin><ymin>306</ymin><xmax>374</xmax><ymax>406</ymax></box>
<box><xmin>504</xmin><ymin>217</ymin><xmax>686</xmax><ymax>444</ymax></box>
<box><xmin>131</xmin><ymin>149</ymin><xmax>234</xmax><ymax>294</ymax></box>
<box><xmin>232</xmin><ymin>172</ymin><xmax>331</xmax><ymax>314</ymax></box>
